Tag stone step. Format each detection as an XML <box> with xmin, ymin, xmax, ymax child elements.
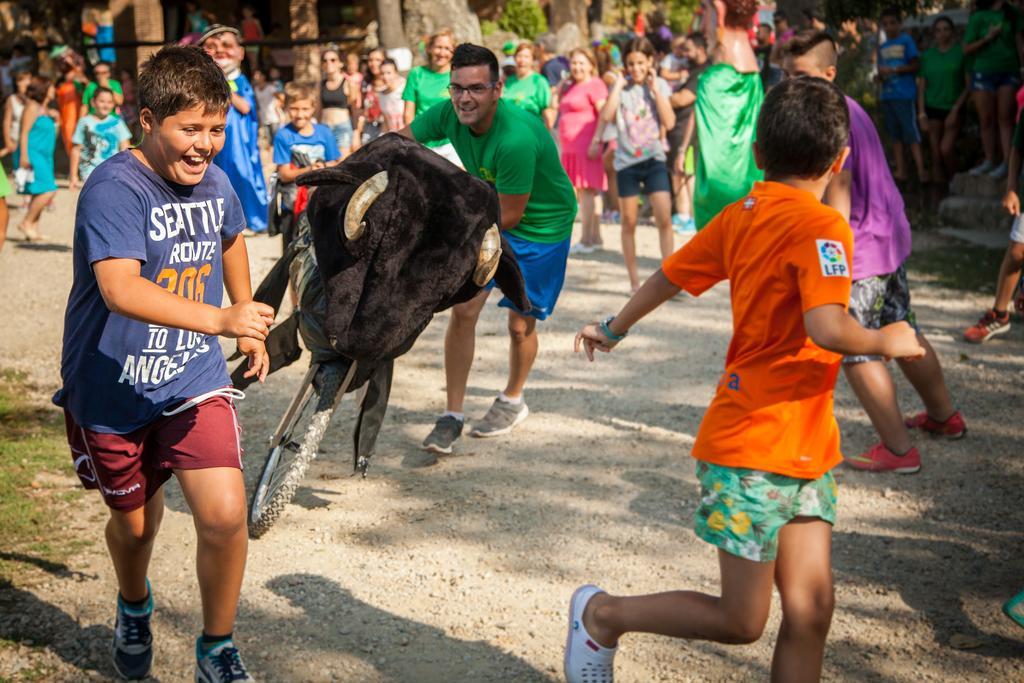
<box><xmin>937</xmin><ymin>227</ymin><xmax>1009</xmax><ymax>249</ymax></box>
<box><xmin>948</xmin><ymin>171</ymin><xmax>1010</xmax><ymax>200</ymax></box>
<box><xmin>937</xmin><ymin>195</ymin><xmax>1013</xmax><ymax>232</ymax></box>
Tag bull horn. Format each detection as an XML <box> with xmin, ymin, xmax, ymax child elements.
<box><xmin>344</xmin><ymin>171</ymin><xmax>389</xmax><ymax>241</ymax></box>
<box><xmin>473</xmin><ymin>224</ymin><xmax>502</xmax><ymax>286</ymax></box>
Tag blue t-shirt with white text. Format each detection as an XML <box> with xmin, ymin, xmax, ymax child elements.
<box><xmin>272</xmin><ymin>123</ymin><xmax>340</xmax><ymax>166</ymax></box>
<box><xmin>54</xmin><ymin>151</ymin><xmax>246</xmax><ymax>433</ymax></box>
<box><xmin>878</xmin><ymin>33</ymin><xmax>919</xmax><ymax>101</ymax></box>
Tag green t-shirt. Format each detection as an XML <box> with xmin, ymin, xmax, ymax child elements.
<box><xmin>920</xmin><ymin>44</ymin><xmax>966</xmax><ymax>110</ymax></box>
<box><xmin>402</xmin><ymin>66</ymin><xmax>452</xmax><ymax>148</ymax></box>
<box><xmin>965</xmin><ymin>8</ymin><xmax>1023</xmax><ymax>74</ymax></box>
<box><xmin>501</xmin><ymin>72</ymin><xmax>551</xmax><ymax>117</ymax></box>
<box><xmin>410</xmin><ymin>99</ymin><xmax>577</xmax><ymax>243</ymax></box>
<box><xmin>694</xmin><ymin>64</ymin><xmax>764</xmax><ymax>230</ymax></box>
<box><xmin>82</xmin><ymin>79</ymin><xmax>123</xmax><ymax>115</ymax></box>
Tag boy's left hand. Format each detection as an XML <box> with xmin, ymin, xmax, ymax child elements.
<box><xmin>574</xmin><ymin>323</ymin><xmax>620</xmax><ymax>361</ymax></box>
<box><xmin>238</xmin><ymin>337</ymin><xmax>270</xmax><ymax>383</ymax></box>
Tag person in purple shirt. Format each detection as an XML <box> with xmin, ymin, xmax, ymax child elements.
<box><xmin>783</xmin><ymin>31</ymin><xmax>966</xmax><ymax>474</ymax></box>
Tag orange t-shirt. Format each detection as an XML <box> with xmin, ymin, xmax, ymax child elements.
<box><xmin>662</xmin><ymin>181</ymin><xmax>854</xmax><ymax>479</ymax></box>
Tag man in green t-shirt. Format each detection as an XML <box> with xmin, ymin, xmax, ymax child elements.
<box><xmin>398</xmin><ymin>43</ymin><xmax>577</xmax><ymax>455</ymax></box>
<box><xmin>82</xmin><ymin>61</ymin><xmax>124</xmax><ymax>116</ymax></box>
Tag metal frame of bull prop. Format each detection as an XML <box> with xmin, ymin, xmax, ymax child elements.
<box><xmin>231</xmin><ymin>134</ymin><xmax>531</xmax><ymax>538</ymax></box>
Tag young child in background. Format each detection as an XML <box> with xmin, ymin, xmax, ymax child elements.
<box><xmin>565</xmin><ymin>75</ymin><xmax>924</xmax><ymax>683</ymax></box>
<box><xmin>15</xmin><ymin>76</ymin><xmax>57</xmax><ymax>242</ymax></box>
<box><xmin>55</xmin><ymin>45</ymin><xmax>271</xmax><ymax>682</ymax></box>
<box><xmin>271</xmin><ymin>82</ymin><xmax>340</xmax><ymax>245</ymax></box>
<box><xmin>600</xmin><ymin>37</ymin><xmax>676</xmax><ymax>292</ymax></box>
<box><xmin>784</xmin><ymin>31</ymin><xmax>966</xmax><ymax>473</ymax></box>
<box><xmin>877</xmin><ymin>6</ymin><xmax>926</xmax><ymax>183</ymax></box>
<box><xmin>378</xmin><ymin>59</ymin><xmax>407</xmax><ymax>133</ymax></box>
<box><xmin>963</xmin><ymin>108</ymin><xmax>1024</xmax><ymax>342</ymax></box>
<box><xmin>69</xmin><ymin>87</ymin><xmax>132</xmax><ymax>189</ymax></box>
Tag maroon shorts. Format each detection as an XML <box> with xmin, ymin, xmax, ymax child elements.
<box><xmin>65</xmin><ymin>395</ymin><xmax>243</xmax><ymax>512</ymax></box>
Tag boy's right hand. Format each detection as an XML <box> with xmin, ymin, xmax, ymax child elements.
<box><xmin>879</xmin><ymin>321</ymin><xmax>925</xmax><ymax>361</ymax></box>
<box><xmin>217</xmin><ymin>301</ymin><xmax>276</xmax><ymax>340</ymax></box>
<box><xmin>1003</xmin><ymin>189</ymin><xmax>1020</xmax><ymax>215</ymax></box>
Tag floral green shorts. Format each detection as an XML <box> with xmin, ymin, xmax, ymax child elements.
<box><xmin>694</xmin><ymin>461</ymin><xmax>838</xmax><ymax>562</ymax></box>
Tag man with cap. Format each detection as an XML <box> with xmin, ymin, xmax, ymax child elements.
<box><xmin>200</xmin><ymin>24</ymin><xmax>269</xmax><ymax>234</ymax></box>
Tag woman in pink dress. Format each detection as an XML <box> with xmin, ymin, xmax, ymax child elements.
<box><xmin>559</xmin><ymin>48</ymin><xmax>609</xmax><ymax>254</ymax></box>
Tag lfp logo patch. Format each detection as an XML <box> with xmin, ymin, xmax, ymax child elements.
<box><xmin>815</xmin><ymin>239</ymin><xmax>848</xmax><ymax>278</ymax></box>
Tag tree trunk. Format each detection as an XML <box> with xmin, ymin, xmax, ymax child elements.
<box><xmin>549</xmin><ymin>0</ymin><xmax>589</xmax><ymax>41</ymax></box>
<box><xmin>376</xmin><ymin>0</ymin><xmax>406</xmax><ymax>50</ymax></box>
<box><xmin>290</xmin><ymin>0</ymin><xmax>319</xmax><ymax>83</ymax></box>
<box><xmin>402</xmin><ymin>0</ymin><xmax>481</xmax><ymax>61</ymax></box>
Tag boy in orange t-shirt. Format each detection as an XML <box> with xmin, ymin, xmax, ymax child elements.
<box><xmin>563</xmin><ymin>77</ymin><xmax>924</xmax><ymax>683</ymax></box>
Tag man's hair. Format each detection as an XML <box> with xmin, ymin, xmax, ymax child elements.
<box><xmin>137</xmin><ymin>46</ymin><xmax>230</xmax><ymax>121</ymax></box>
<box><xmin>756</xmin><ymin>76</ymin><xmax>849</xmax><ymax>179</ymax></box>
<box><xmin>782</xmin><ymin>30</ymin><xmax>838</xmax><ymax>69</ymax></box>
<box><xmin>686</xmin><ymin>32</ymin><xmax>708</xmax><ymax>52</ymax></box>
<box><xmin>451</xmin><ymin>43</ymin><xmax>499</xmax><ymax>82</ymax></box>
<box><xmin>933</xmin><ymin>16</ymin><xmax>955</xmax><ymax>32</ymax></box>
<box><xmin>880</xmin><ymin>6</ymin><xmax>902</xmax><ymax>21</ymax></box>
<box><xmin>25</xmin><ymin>76</ymin><xmax>52</xmax><ymax>104</ymax></box>
<box><xmin>90</xmin><ymin>85</ymin><xmax>115</xmax><ymax>102</ymax></box>
<box><xmin>283</xmin><ymin>81</ymin><xmax>317</xmax><ymax>106</ymax></box>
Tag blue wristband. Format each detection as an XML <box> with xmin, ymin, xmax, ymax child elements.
<box><xmin>600</xmin><ymin>316</ymin><xmax>627</xmax><ymax>342</ymax></box>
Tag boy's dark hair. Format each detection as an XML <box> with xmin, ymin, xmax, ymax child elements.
<box><xmin>782</xmin><ymin>30</ymin><xmax>838</xmax><ymax>68</ymax></box>
<box><xmin>91</xmin><ymin>85</ymin><xmax>115</xmax><ymax>101</ymax></box>
<box><xmin>774</xmin><ymin>11</ymin><xmax>788</xmax><ymax>23</ymax></box>
<box><xmin>686</xmin><ymin>32</ymin><xmax>707</xmax><ymax>52</ymax></box>
<box><xmin>880</xmin><ymin>6</ymin><xmax>902</xmax><ymax>21</ymax></box>
<box><xmin>756</xmin><ymin>76</ymin><xmax>849</xmax><ymax>179</ymax></box>
<box><xmin>94</xmin><ymin>60</ymin><xmax>112</xmax><ymax>71</ymax></box>
<box><xmin>932</xmin><ymin>16</ymin><xmax>955</xmax><ymax>32</ymax></box>
<box><xmin>451</xmin><ymin>43</ymin><xmax>499</xmax><ymax>82</ymax></box>
<box><xmin>25</xmin><ymin>76</ymin><xmax>52</xmax><ymax>104</ymax></box>
<box><xmin>381</xmin><ymin>58</ymin><xmax>398</xmax><ymax>70</ymax></box>
<box><xmin>137</xmin><ymin>46</ymin><xmax>230</xmax><ymax>121</ymax></box>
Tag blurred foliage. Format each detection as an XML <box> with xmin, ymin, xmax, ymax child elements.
<box><xmin>498</xmin><ymin>0</ymin><xmax>549</xmax><ymax>41</ymax></box>
<box><xmin>667</xmin><ymin>0</ymin><xmax>702</xmax><ymax>35</ymax></box>
<box><xmin>481</xmin><ymin>19</ymin><xmax>500</xmax><ymax>37</ymax></box>
<box><xmin>824</xmin><ymin>0</ymin><xmax>965</xmax><ymax>24</ymax></box>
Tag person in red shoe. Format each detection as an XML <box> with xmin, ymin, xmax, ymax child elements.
<box><xmin>963</xmin><ymin>107</ymin><xmax>1024</xmax><ymax>343</ymax></box>
<box><xmin>783</xmin><ymin>31</ymin><xmax>966</xmax><ymax>474</ymax></box>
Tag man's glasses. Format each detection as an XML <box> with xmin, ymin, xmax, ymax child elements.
<box><xmin>448</xmin><ymin>82</ymin><xmax>496</xmax><ymax>98</ymax></box>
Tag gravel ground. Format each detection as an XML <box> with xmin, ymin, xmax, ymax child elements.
<box><xmin>1</xmin><ymin>186</ymin><xmax>1023</xmax><ymax>682</ymax></box>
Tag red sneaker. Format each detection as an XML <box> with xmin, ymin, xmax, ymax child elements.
<box><xmin>846</xmin><ymin>443</ymin><xmax>921</xmax><ymax>474</ymax></box>
<box><xmin>963</xmin><ymin>310</ymin><xmax>1010</xmax><ymax>343</ymax></box>
<box><xmin>904</xmin><ymin>410</ymin><xmax>967</xmax><ymax>439</ymax></box>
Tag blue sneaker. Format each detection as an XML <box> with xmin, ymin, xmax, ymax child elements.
<box><xmin>677</xmin><ymin>217</ymin><xmax>697</xmax><ymax>235</ymax></box>
<box><xmin>672</xmin><ymin>213</ymin><xmax>685</xmax><ymax>227</ymax></box>
<box><xmin>195</xmin><ymin>639</ymin><xmax>255</xmax><ymax>682</ymax></box>
<box><xmin>111</xmin><ymin>582</ymin><xmax>154</xmax><ymax>680</ymax></box>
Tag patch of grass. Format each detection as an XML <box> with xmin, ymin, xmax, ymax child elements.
<box><xmin>906</xmin><ymin>245</ymin><xmax>1005</xmax><ymax>294</ymax></box>
<box><xmin>0</xmin><ymin>371</ymin><xmax>86</xmax><ymax>584</ymax></box>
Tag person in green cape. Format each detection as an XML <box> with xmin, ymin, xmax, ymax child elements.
<box><xmin>693</xmin><ymin>0</ymin><xmax>765</xmax><ymax>229</ymax></box>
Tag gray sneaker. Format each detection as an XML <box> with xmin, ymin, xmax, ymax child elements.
<box><xmin>470</xmin><ymin>398</ymin><xmax>529</xmax><ymax>438</ymax></box>
<box><xmin>422</xmin><ymin>415</ymin><xmax>464</xmax><ymax>454</ymax></box>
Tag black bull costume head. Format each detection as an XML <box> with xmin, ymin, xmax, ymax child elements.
<box><xmin>232</xmin><ymin>133</ymin><xmax>531</xmax><ymax>470</ymax></box>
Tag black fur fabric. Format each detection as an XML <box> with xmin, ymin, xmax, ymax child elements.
<box><xmin>298</xmin><ymin>133</ymin><xmax>530</xmax><ymax>362</ymax></box>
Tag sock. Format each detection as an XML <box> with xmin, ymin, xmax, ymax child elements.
<box><xmin>119</xmin><ymin>590</ymin><xmax>151</xmax><ymax>614</ymax></box>
<box><xmin>441</xmin><ymin>410</ymin><xmax>464</xmax><ymax>422</ymax></box>
<box><xmin>498</xmin><ymin>392</ymin><xmax>522</xmax><ymax>405</ymax></box>
<box><xmin>994</xmin><ymin>308</ymin><xmax>1008</xmax><ymax>318</ymax></box>
<box><xmin>200</xmin><ymin>632</ymin><xmax>233</xmax><ymax>652</ymax></box>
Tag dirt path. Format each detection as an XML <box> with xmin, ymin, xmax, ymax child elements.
<box><xmin>1</xmin><ymin>186</ymin><xmax>1023</xmax><ymax>682</ymax></box>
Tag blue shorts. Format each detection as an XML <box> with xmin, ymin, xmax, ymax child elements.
<box><xmin>329</xmin><ymin>121</ymin><xmax>353</xmax><ymax>152</ymax></box>
<box><xmin>881</xmin><ymin>99</ymin><xmax>921</xmax><ymax>145</ymax></box>
<box><xmin>487</xmin><ymin>232</ymin><xmax>570</xmax><ymax>321</ymax></box>
<box><xmin>971</xmin><ymin>71</ymin><xmax>1021</xmax><ymax>93</ymax></box>
<box><xmin>616</xmin><ymin>158</ymin><xmax>671</xmax><ymax>198</ymax></box>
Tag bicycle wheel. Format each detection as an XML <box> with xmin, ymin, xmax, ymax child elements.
<box><xmin>248</xmin><ymin>360</ymin><xmax>357</xmax><ymax>538</ymax></box>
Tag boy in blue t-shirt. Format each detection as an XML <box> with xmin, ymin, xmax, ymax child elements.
<box><xmin>69</xmin><ymin>86</ymin><xmax>132</xmax><ymax>188</ymax></box>
<box><xmin>271</xmin><ymin>81</ymin><xmax>340</xmax><ymax>244</ymax></box>
<box><xmin>55</xmin><ymin>46</ymin><xmax>273</xmax><ymax>682</ymax></box>
<box><xmin>878</xmin><ymin>7</ymin><xmax>926</xmax><ymax>182</ymax></box>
